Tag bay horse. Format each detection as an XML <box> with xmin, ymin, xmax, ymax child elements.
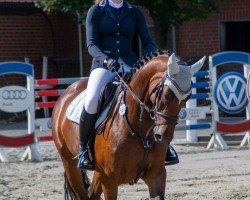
<box><xmin>52</xmin><ymin>51</ymin><xmax>205</xmax><ymax>200</ymax></box>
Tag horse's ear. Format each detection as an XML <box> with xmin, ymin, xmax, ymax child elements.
<box><xmin>168</xmin><ymin>53</ymin><xmax>180</xmax><ymax>77</ymax></box>
<box><xmin>190</xmin><ymin>56</ymin><xmax>206</xmax><ymax>76</ymax></box>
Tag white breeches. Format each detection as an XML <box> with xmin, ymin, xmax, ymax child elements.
<box><xmin>84</xmin><ymin>62</ymin><xmax>132</xmax><ymax>114</ymax></box>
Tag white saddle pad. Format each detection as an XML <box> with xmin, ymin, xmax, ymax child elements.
<box><xmin>66</xmin><ymin>90</ymin><xmax>86</xmax><ymax>124</ymax></box>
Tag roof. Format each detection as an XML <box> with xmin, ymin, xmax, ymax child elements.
<box><xmin>0</xmin><ymin>0</ymin><xmax>34</xmax><ymax>2</ymax></box>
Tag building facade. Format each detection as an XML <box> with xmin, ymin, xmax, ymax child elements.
<box><xmin>0</xmin><ymin>1</ymin><xmax>85</xmax><ymax>86</ymax></box>
<box><xmin>0</xmin><ymin>0</ymin><xmax>250</xmax><ymax>85</ymax></box>
<box><xmin>177</xmin><ymin>0</ymin><xmax>250</xmax><ymax>61</ymax></box>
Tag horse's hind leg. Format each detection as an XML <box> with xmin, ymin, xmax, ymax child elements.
<box><xmin>142</xmin><ymin>167</ymin><xmax>166</xmax><ymax>200</ymax></box>
<box><xmin>60</xmin><ymin>151</ymin><xmax>88</xmax><ymax>199</ymax></box>
<box><xmin>88</xmin><ymin>171</ymin><xmax>102</xmax><ymax>199</ymax></box>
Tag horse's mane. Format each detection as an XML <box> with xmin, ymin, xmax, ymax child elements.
<box><xmin>122</xmin><ymin>49</ymin><xmax>171</xmax><ymax>83</ymax></box>
<box><xmin>133</xmin><ymin>49</ymin><xmax>172</xmax><ymax>70</ymax></box>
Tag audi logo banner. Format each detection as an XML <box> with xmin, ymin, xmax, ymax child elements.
<box><xmin>2</xmin><ymin>90</ymin><xmax>27</xmax><ymax>100</ymax></box>
<box><xmin>0</xmin><ymin>86</ymin><xmax>33</xmax><ymax>113</ymax></box>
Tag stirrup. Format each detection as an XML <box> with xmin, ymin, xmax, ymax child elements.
<box><xmin>77</xmin><ymin>149</ymin><xmax>94</xmax><ymax>170</ymax></box>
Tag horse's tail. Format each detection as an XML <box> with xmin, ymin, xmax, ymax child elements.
<box><xmin>64</xmin><ymin>171</ymin><xmax>91</xmax><ymax>200</ymax></box>
<box><xmin>64</xmin><ymin>173</ymin><xmax>77</xmax><ymax>200</ymax></box>
<box><xmin>81</xmin><ymin>170</ymin><xmax>91</xmax><ymax>189</ymax></box>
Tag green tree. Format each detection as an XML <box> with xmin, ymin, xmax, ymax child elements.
<box><xmin>35</xmin><ymin>0</ymin><xmax>226</xmax><ymax>56</ymax></box>
<box><xmin>35</xmin><ymin>0</ymin><xmax>93</xmax><ymax>23</ymax></box>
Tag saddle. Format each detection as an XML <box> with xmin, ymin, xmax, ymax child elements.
<box><xmin>66</xmin><ymin>81</ymin><xmax>119</xmax><ymax>133</ymax></box>
<box><xmin>95</xmin><ymin>81</ymin><xmax>119</xmax><ymax>133</ymax></box>
<box><xmin>66</xmin><ymin>73</ymin><xmax>133</xmax><ymax>133</ymax></box>
<box><xmin>95</xmin><ymin>72</ymin><xmax>133</xmax><ymax>132</ymax></box>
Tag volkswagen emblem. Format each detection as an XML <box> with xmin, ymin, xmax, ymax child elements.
<box><xmin>214</xmin><ymin>72</ymin><xmax>248</xmax><ymax>114</ymax></box>
<box><xmin>179</xmin><ymin>108</ymin><xmax>187</xmax><ymax>119</ymax></box>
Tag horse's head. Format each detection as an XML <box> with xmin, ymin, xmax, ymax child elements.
<box><xmin>149</xmin><ymin>53</ymin><xmax>206</xmax><ymax>143</ymax></box>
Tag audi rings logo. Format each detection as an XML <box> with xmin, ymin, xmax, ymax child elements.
<box><xmin>2</xmin><ymin>90</ymin><xmax>27</xmax><ymax>100</ymax></box>
<box><xmin>0</xmin><ymin>86</ymin><xmax>33</xmax><ymax>113</ymax></box>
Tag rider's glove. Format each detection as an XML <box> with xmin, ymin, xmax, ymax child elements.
<box><xmin>104</xmin><ymin>58</ymin><xmax>120</xmax><ymax>72</ymax></box>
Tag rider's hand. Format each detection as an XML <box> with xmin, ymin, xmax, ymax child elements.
<box><xmin>104</xmin><ymin>58</ymin><xmax>120</xmax><ymax>72</ymax></box>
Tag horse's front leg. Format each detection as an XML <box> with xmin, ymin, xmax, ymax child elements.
<box><xmin>88</xmin><ymin>171</ymin><xmax>102</xmax><ymax>199</ymax></box>
<box><xmin>101</xmin><ymin>177</ymin><xmax>118</xmax><ymax>200</ymax></box>
<box><xmin>142</xmin><ymin>166</ymin><xmax>166</xmax><ymax>200</ymax></box>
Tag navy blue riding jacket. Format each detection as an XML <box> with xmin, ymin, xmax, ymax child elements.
<box><xmin>86</xmin><ymin>0</ymin><xmax>155</xmax><ymax>71</ymax></box>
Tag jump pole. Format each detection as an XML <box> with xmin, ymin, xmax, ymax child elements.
<box><xmin>21</xmin><ymin>64</ymin><xmax>42</xmax><ymax>162</ymax></box>
<box><xmin>0</xmin><ymin>62</ymin><xmax>42</xmax><ymax>162</ymax></box>
<box><xmin>240</xmin><ymin>69</ymin><xmax>250</xmax><ymax>147</ymax></box>
<box><xmin>0</xmin><ymin>148</ymin><xmax>8</xmax><ymax>162</ymax></box>
<box><xmin>207</xmin><ymin>51</ymin><xmax>250</xmax><ymax>150</ymax></box>
<box><xmin>176</xmin><ymin>70</ymin><xmax>212</xmax><ymax>142</ymax></box>
<box><xmin>186</xmin><ymin>76</ymin><xmax>198</xmax><ymax>142</ymax></box>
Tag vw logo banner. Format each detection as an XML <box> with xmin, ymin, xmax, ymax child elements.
<box><xmin>0</xmin><ymin>86</ymin><xmax>33</xmax><ymax>113</ymax></box>
<box><xmin>214</xmin><ymin>72</ymin><xmax>248</xmax><ymax>114</ymax></box>
<box><xmin>179</xmin><ymin>109</ymin><xmax>187</xmax><ymax>120</ymax></box>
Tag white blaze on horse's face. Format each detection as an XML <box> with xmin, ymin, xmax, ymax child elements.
<box><xmin>165</xmin><ymin>53</ymin><xmax>206</xmax><ymax>101</ymax></box>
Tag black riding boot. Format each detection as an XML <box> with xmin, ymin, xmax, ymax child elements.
<box><xmin>77</xmin><ymin>108</ymin><xmax>97</xmax><ymax>170</ymax></box>
<box><xmin>164</xmin><ymin>144</ymin><xmax>179</xmax><ymax>165</ymax></box>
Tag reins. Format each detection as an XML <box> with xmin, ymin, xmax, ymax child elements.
<box><xmin>115</xmin><ymin>70</ymin><xmax>179</xmax><ymax>185</ymax></box>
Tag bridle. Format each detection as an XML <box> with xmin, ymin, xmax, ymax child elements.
<box><xmin>118</xmin><ymin>74</ymin><xmax>180</xmax><ymax>128</ymax></box>
<box><xmin>117</xmin><ymin>67</ymin><xmax>195</xmax><ymax>146</ymax></box>
<box><xmin>117</xmin><ymin>70</ymin><xmax>193</xmax><ymax>131</ymax></box>
<box><xmin>117</xmin><ymin>71</ymin><xmax>190</xmax><ymax>185</ymax></box>
<box><xmin>115</xmin><ymin>63</ymin><xmax>194</xmax><ymax>184</ymax></box>
<box><xmin>113</xmin><ymin>53</ymin><xmax>203</xmax><ymax>184</ymax></box>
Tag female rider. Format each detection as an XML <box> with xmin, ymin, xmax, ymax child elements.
<box><xmin>77</xmin><ymin>0</ymin><xmax>178</xmax><ymax>170</ymax></box>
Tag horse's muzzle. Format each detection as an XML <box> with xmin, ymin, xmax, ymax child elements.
<box><xmin>153</xmin><ymin>124</ymin><xmax>174</xmax><ymax>143</ymax></box>
<box><xmin>153</xmin><ymin>126</ymin><xmax>166</xmax><ymax>143</ymax></box>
